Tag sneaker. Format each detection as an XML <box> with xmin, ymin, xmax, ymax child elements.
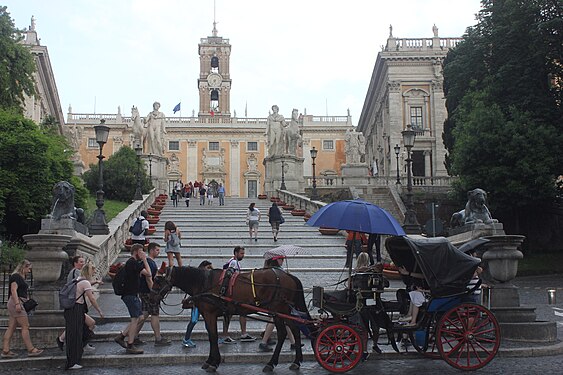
<box><xmin>83</xmin><ymin>343</ymin><xmax>96</xmax><ymax>352</ymax></box>
<box><xmin>219</xmin><ymin>337</ymin><xmax>236</xmax><ymax>344</ymax></box>
<box><xmin>56</xmin><ymin>337</ymin><xmax>64</xmax><ymax>351</ymax></box>
<box><xmin>255</xmin><ymin>238</ymin><xmax>258</xmax><ymax>242</ymax></box>
<box><xmin>154</xmin><ymin>337</ymin><xmax>172</xmax><ymax>346</ymax></box>
<box><xmin>114</xmin><ymin>335</ymin><xmax>127</xmax><ymax>349</ymax></box>
<box><xmin>258</xmin><ymin>343</ymin><xmax>273</xmax><ymax>352</ymax></box>
<box><xmin>240</xmin><ymin>334</ymin><xmax>257</xmax><ymax>342</ymax></box>
<box><xmin>68</xmin><ymin>364</ymin><xmax>83</xmax><ymax>370</ymax></box>
<box><xmin>133</xmin><ymin>337</ymin><xmax>145</xmax><ymax>346</ymax></box>
<box><xmin>398</xmin><ymin>315</ymin><xmax>412</xmax><ymax>322</ymax></box>
<box><xmin>126</xmin><ymin>345</ymin><xmax>144</xmax><ymax>354</ymax></box>
<box><xmin>266</xmin><ymin>338</ymin><xmax>277</xmax><ymax>346</ymax></box>
<box><xmin>361</xmin><ymin>352</ymin><xmax>370</xmax><ymax>362</ymax></box>
<box><xmin>290</xmin><ymin>343</ymin><xmax>304</xmax><ymax>350</ymax></box>
<box><xmin>182</xmin><ymin>338</ymin><xmax>196</xmax><ymax>348</ymax></box>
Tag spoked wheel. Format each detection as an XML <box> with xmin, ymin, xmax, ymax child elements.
<box><xmin>437</xmin><ymin>303</ymin><xmax>501</xmax><ymax>370</ymax></box>
<box><xmin>314</xmin><ymin>324</ymin><xmax>364</xmax><ymax>373</ymax></box>
<box><xmin>409</xmin><ymin>320</ymin><xmax>440</xmax><ymax>359</ymax></box>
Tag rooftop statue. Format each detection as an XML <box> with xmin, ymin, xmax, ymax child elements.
<box><xmin>144</xmin><ymin>101</ymin><xmax>167</xmax><ymax>156</ymax></box>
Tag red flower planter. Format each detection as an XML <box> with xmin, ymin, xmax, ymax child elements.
<box><xmin>147</xmin><ymin>216</ymin><xmax>159</xmax><ymax>224</ymax></box>
<box><xmin>270</xmin><ymin>197</ymin><xmax>279</xmax><ymax>202</ymax></box>
<box><xmin>146</xmin><ymin>226</ymin><xmax>156</xmax><ymax>235</ymax></box>
<box><xmin>151</xmin><ymin>204</ymin><xmax>164</xmax><ymax>211</ymax></box>
<box><xmin>282</xmin><ymin>205</ymin><xmax>295</xmax><ymax>211</ymax></box>
<box><xmin>147</xmin><ymin>209</ymin><xmax>160</xmax><ymax>216</ymax></box>
<box><xmin>319</xmin><ymin>227</ymin><xmax>340</xmax><ymax>235</ymax></box>
<box><xmin>258</xmin><ymin>194</ymin><xmax>268</xmax><ymax>199</ymax></box>
<box><xmin>291</xmin><ymin>209</ymin><xmax>306</xmax><ymax>216</ymax></box>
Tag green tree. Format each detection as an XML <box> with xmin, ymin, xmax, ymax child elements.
<box><xmin>0</xmin><ymin>109</ymin><xmax>73</xmax><ymax>238</ymax></box>
<box><xmin>443</xmin><ymin>0</ymin><xmax>563</xmax><ymax>210</ymax></box>
<box><xmin>0</xmin><ymin>6</ymin><xmax>36</xmax><ymax>111</ymax></box>
<box><xmin>83</xmin><ymin>146</ymin><xmax>151</xmax><ymax>202</ymax></box>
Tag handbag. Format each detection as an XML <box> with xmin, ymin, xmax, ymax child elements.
<box><xmin>21</xmin><ymin>298</ymin><xmax>38</xmax><ymax>313</ymax></box>
<box><xmin>280</xmin><ymin>215</ymin><xmax>285</xmax><ymax>224</ymax></box>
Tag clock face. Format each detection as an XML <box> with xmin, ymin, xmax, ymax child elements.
<box><xmin>207</xmin><ymin>73</ymin><xmax>222</xmax><ymax>88</ymax></box>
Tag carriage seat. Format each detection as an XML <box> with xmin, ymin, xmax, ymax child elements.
<box><xmin>313</xmin><ymin>288</ymin><xmax>358</xmax><ymax>316</ymax></box>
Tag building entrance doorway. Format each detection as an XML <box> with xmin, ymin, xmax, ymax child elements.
<box><xmin>248</xmin><ymin>180</ymin><xmax>257</xmax><ymax>198</ymax></box>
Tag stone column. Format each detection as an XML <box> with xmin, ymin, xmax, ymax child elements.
<box><xmin>230</xmin><ymin>140</ymin><xmax>240</xmax><ymax>197</ymax></box>
<box><xmin>187</xmin><ymin>140</ymin><xmax>198</xmax><ymax>182</ymax></box>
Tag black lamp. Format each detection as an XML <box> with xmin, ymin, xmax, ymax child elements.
<box><xmin>134</xmin><ymin>144</ymin><xmax>143</xmax><ymax>200</ymax></box>
<box><xmin>401</xmin><ymin>124</ymin><xmax>420</xmax><ymax>233</ymax></box>
<box><xmin>280</xmin><ymin>159</ymin><xmax>287</xmax><ymax>190</ymax></box>
<box><xmin>310</xmin><ymin>147</ymin><xmax>319</xmax><ymax>200</ymax></box>
<box><xmin>394</xmin><ymin>144</ymin><xmax>401</xmax><ymax>184</ymax></box>
<box><xmin>88</xmin><ymin>119</ymin><xmax>110</xmax><ymax>235</ymax></box>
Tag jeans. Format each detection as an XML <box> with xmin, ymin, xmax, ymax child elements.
<box><xmin>219</xmin><ymin>193</ymin><xmax>225</xmax><ymax>205</ymax></box>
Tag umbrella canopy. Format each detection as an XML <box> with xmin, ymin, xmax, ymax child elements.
<box><xmin>306</xmin><ymin>200</ymin><xmax>405</xmax><ymax>236</ymax></box>
<box><xmin>457</xmin><ymin>238</ymin><xmax>490</xmax><ymax>255</ymax></box>
<box><xmin>263</xmin><ymin>244</ymin><xmax>307</xmax><ymax>260</ymax></box>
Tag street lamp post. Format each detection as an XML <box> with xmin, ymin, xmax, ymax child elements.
<box><xmin>148</xmin><ymin>153</ymin><xmax>153</xmax><ymax>180</ymax></box>
<box><xmin>401</xmin><ymin>124</ymin><xmax>421</xmax><ymax>234</ymax></box>
<box><xmin>88</xmin><ymin>119</ymin><xmax>110</xmax><ymax>235</ymax></box>
<box><xmin>134</xmin><ymin>144</ymin><xmax>143</xmax><ymax>200</ymax></box>
<box><xmin>310</xmin><ymin>147</ymin><xmax>319</xmax><ymax>201</ymax></box>
<box><xmin>394</xmin><ymin>144</ymin><xmax>401</xmax><ymax>185</ymax></box>
<box><xmin>280</xmin><ymin>159</ymin><xmax>287</xmax><ymax>190</ymax></box>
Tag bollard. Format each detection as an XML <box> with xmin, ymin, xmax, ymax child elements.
<box><xmin>548</xmin><ymin>289</ymin><xmax>556</xmax><ymax>305</ymax></box>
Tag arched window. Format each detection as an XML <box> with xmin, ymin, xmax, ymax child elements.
<box><xmin>211</xmin><ymin>56</ymin><xmax>219</xmax><ymax>68</ymax></box>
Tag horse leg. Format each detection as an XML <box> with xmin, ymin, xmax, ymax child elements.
<box><xmin>263</xmin><ymin>318</ymin><xmax>287</xmax><ymax>372</ymax></box>
<box><xmin>202</xmin><ymin>311</ymin><xmax>221</xmax><ymax>372</ymax></box>
<box><xmin>288</xmin><ymin>323</ymin><xmax>302</xmax><ymax>371</ymax></box>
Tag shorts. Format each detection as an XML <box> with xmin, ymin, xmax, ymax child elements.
<box><xmin>270</xmin><ymin>221</ymin><xmax>280</xmax><ymax>231</ymax></box>
<box><xmin>7</xmin><ymin>298</ymin><xmax>28</xmax><ymax>318</ymax></box>
<box><xmin>409</xmin><ymin>290</ymin><xmax>427</xmax><ymax>307</ymax></box>
<box><xmin>249</xmin><ymin>220</ymin><xmax>259</xmax><ymax>229</ymax></box>
<box><xmin>139</xmin><ymin>293</ymin><xmax>159</xmax><ymax>316</ymax></box>
<box><xmin>121</xmin><ymin>294</ymin><xmax>142</xmax><ymax>318</ymax></box>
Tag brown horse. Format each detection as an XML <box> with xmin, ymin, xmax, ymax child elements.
<box><xmin>151</xmin><ymin>266</ymin><xmax>311</xmax><ymax>372</ymax></box>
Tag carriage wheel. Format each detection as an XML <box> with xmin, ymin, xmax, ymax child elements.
<box><xmin>409</xmin><ymin>320</ymin><xmax>440</xmax><ymax>359</ymax></box>
<box><xmin>436</xmin><ymin>303</ymin><xmax>500</xmax><ymax>370</ymax></box>
<box><xmin>314</xmin><ymin>324</ymin><xmax>363</xmax><ymax>373</ymax></box>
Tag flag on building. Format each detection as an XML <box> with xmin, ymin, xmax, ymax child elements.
<box><xmin>173</xmin><ymin>102</ymin><xmax>181</xmax><ymax>114</ymax></box>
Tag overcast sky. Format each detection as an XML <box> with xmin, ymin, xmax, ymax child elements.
<box><xmin>5</xmin><ymin>0</ymin><xmax>481</xmax><ymax>122</ymax></box>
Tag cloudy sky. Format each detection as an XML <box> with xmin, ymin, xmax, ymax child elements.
<box><xmin>5</xmin><ymin>0</ymin><xmax>481</xmax><ymax>122</ymax></box>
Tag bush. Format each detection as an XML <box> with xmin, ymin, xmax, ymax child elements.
<box><xmin>0</xmin><ymin>241</ymin><xmax>26</xmax><ymax>270</ymax></box>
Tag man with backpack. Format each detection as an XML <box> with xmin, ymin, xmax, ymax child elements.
<box><xmin>114</xmin><ymin>243</ymin><xmax>152</xmax><ymax>354</ymax></box>
<box><xmin>130</xmin><ymin>211</ymin><xmax>150</xmax><ymax>245</ymax></box>
<box><xmin>136</xmin><ymin>242</ymin><xmax>171</xmax><ymax>346</ymax></box>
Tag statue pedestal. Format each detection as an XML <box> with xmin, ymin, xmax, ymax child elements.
<box><xmin>341</xmin><ymin>163</ymin><xmax>369</xmax><ymax>185</ymax></box>
<box><xmin>142</xmin><ymin>154</ymin><xmax>167</xmax><ymax>195</ymax></box>
<box><xmin>263</xmin><ymin>155</ymin><xmax>304</xmax><ymax>196</ymax></box>
<box><xmin>23</xmin><ymin>233</ymin><xmax>71</xmax><ymax>284</ymax></box>
<box><xmin>448</xmin><ymin>223</ymin><xmax>505</xmax><ymax>245</ymax></box>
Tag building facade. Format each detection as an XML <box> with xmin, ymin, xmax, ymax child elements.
<box><xmin>357</xmin><ymin>25</ymin><xmax>462</xmax><ymax>182</ymax></box>
<box><xmin>69</xmin><ymin>25</ymin><xmax>353</xmax><ymax>197</ymax></box>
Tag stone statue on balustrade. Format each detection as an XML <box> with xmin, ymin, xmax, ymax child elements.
<box><xmin>265</xmin><ymin>105</ymin><xmax>287</xmax><ymax>157</ymax></box>
<box><xmin>130</xmin><ymin>106</ymin><xmax>145</xmax><ymax>147</ymax></box>
<box><xmin>450</xmin><ymin>188</ymin><xmax>499</xmax><ymax>228</ymax></box>
<box><xmin>284</xmin><ymin>108</ymin><xmax>302</xmax><ymax>156</ymax></box>
<box><xmin>344</xmin><ymin>129</ymin><xmax>365</xmax><ymax>164</ymax></box>
<box><xmin>144</xmin><ymin>101</ymin><xmax>167</xmax><ymax>156</ymax></box>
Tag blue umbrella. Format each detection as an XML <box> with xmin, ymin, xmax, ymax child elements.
<box><xmin>306</xmin><ymin>199</ymin><xmax>405</xmax><ymax>236</ymax></box>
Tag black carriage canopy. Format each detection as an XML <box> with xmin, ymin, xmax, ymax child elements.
<box><xmin>386</xmin><ymin>236</ymin><xmax>481</xmax><ymax>297</ymax></box>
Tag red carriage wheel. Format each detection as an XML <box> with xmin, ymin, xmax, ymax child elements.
<box><xmin>314</xmin><ymin>324</ymin><xmax>364</xmax><ymax>373</ymax></box>
<box><xmin>409</xmin><ymin>323</ymin><xmax>440</xmax><ymax>359</ymax></box>
<box><xmin>436</xmin><ymin>303</ymin><xmax>501</xmax><ymax>370</ymax></box>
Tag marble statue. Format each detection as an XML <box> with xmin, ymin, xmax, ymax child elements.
<box><xmin>144</xmin><ymin>101</ymin><xmax>167</xmax><ymax>156</ymax></box>
<box><xmin>345</xmin><ymin>129</ymin><xmax>364</xmax><ymax>164</ymax></box>
<box><xmin>202</xmin><ymin>148</ymin><xmax>208</xmax><ymax>169</ymax></box>
<box><xmin>65</xmin><ymin>124</ymin><xmax>82</xmax><ymax>150</ymax></box>
<box><xmin>130</xmin><ymin>106</ymin><xmax>144</xmax><ymax>147</ymax></box>
<box><xmin>432</xmin><ymin>24</ymin><xmax>439</xmax><ymax>37</ymax></box>
<box><xmin>49</xmin><ymin>181</ymin><xmax>76</xmax><ymax>220</ymax></box>
<box><xmin>284</xmin><ymin>108</ymin><xmax>302</xmax><ymax>155</ymax></box>
<box><xmin>266</xmin><ymin>105</ymin><xmax>287</xmax><ymax>156</ymax></box>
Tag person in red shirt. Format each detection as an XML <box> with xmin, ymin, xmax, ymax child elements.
<box><xmin>345</xmin><ymin>231</ymin><xmax>367</xmax><ymax>268</ymax></box>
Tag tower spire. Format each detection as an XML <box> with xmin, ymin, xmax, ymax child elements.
<box><xmin>212</xmin><ymin>0</ymin><xmax>218</xmax><ymax>36</ymax></box>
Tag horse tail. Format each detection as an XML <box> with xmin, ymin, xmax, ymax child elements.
<box><xmin>287</xmin><ymin>273</ymin><xmax>312</xmax><ymax>320</ymax></box>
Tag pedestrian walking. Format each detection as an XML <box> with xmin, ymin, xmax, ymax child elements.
<box><xmin>218</xmin><ymin>183</ymin><xmax>225</xmax><ymax>206</ymax></box>
<box><xmin>130</xmin><ymin>211</ymin><xmax>150</xmax><ymax>245</ymax></box>
<box><xmin>246</xmin><ymin>203</ymin><xmax>261</xmax><ymax>242</ymax></box>
<box><xmin>199</xmin><ymin>184</ymin><xmax>206</xmax><ymax>205</ymax></box>
<box><xmin>164</xmin><ymin>221</ymin><xmax>183</xmax><ymax>267</ymax></box>
<box><xmin>268</xmin><ymin>202</ymin><xmax>283</xmax><ymax>242</ymax></box>
<box><xmin>207</xmin><ymin>186</ymin><xmax>214</xmax><ymax>205</ymax></box>
<box><xmin>64</xmin><ymin>263</ymin><xmax>104</xmax><ymax>370</ymax></box>
<box><xmin>2</xmin><ymin>260</ymin><xmax>43</xmax><ymax>359</ymax></box>
<box><xmin>182</xmin><ymin>260</ymin><xmax>213</xmax><ymax>348</ymax></box>
<box><xmin>137</xmin><ymin>243</ymin><xmax>171</xmax><ymax>346</ymax></box>
<box><xmin>114</xmin><ymin>244</ymin><xmax>152</xmax><ymax>354</ymax></box>
<box><xmin>185</xmin><ymin>195</ymin><xmax>190</xmax><ymax>207</ymax></box>
<box><xmin>171</xmin><ymin>190</ymin><xmax>178</xmax><ymax>207</ymax></box>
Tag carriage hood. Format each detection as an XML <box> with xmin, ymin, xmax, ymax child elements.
<box><xmin>386</xmin><ymin>236</ymin><xmax>481</xmax><ymax>297</ymax></box>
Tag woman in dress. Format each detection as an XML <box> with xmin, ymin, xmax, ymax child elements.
<box><xmin>64</xmin><ymin>263</ymin><xmax>104</xmax><ymax>370</ymax></box>
<box><xmin>1</xmin><ymin>259</ymin><xmax>43</xmax><ymax>358</ymax></box>
<box><xmin>246</xmin><ymin>203</ymin><xmax>261</xmax><ymax>242</ymax></box>
<box><xmin>268</xmin><ymin>202</ymin><xmax>283</xmax><ymax>242</ymax></box>
<box><xmin>164</xmin><ymin>221</ymin><xmax>183</xmax><ymax>267</ymax></box>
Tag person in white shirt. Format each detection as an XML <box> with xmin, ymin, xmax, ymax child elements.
<box><xmin>131</xmin><ymin>211</ymin><xmax>150</xmax><ymax>245</ymax></box>
<box><xmin>246</xmin><ymin>203</ymin><xmax>261</xmax><ymax>242</ymax></box>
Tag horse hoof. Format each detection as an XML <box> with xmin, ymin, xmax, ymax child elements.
<box><xmin>262</xmin><ymin>365</ymin><xmax>274</xmax><ymax>372</ymax></box>
<box><xmin>205</xmin><ymin>365</ymin><xmax>217</xmax><ymax>373</ymax></box>
<box><xmin>201</xmin><ymin>363</ymin><xmax>210</xmax><ymax>370</ymax></box>
<box><xmin>289</xmin><ymin>363</ymin><xmax>300</xmax><ymax>371</ymax></box>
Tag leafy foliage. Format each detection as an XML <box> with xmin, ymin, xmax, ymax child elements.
<box><xmin>0</xmin><ymin>6</ymin><xmax>36</xmax><ymax>112</ymax></box>
<box><xmin>83</xmin><ymin>146</ymin><xmax>151</xmax><ymax>202</ymax></box>
<box><xmin>0</xmin><ymin>109</ymin><xmax>73</xmax><ymax>238</ymax></box>
<box><xmin>443</xmin><ymin>0</ymin><xmax>563</xmax><ymax>210</ymax></box>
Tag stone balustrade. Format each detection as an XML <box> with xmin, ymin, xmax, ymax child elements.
<box><xmin>276</xmin><ymin>190</ymin><xmax>326</xmax><ymax>216</ymax></box>
<box><xmin>304</xmin><ymin>175</ymin><xmax>457</xmax><ymax>188</ymax></box>
<box><xmin>387</xmin><ymin>37</ymin><xmax>464</xmax><ymax>51</ymax></box>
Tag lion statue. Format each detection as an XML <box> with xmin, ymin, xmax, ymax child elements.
<box><xmin>50</xmin><ymin>181</ymin><xmax>76</xmax><ymax>220</ymax></box>
<box><xmin>450</xmin><ymin>188</ymin><xmax>498</xmax><ymax>228</ymax></box>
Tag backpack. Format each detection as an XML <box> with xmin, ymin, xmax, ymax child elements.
<box><xmin>169</xmin><ymin>231</ymin><xmax>180</xmax><ymax>247</ymax></box>
<box><xmin>129</xmin><ymin>218</ymin><xmax>144</xmax><ymax>236</ymax></box>
<box><xmin>59</xmin><ymin>278</ymin><xmax>83</xmax><ymax>309</ymax></box>
<box><xmin>112</xmin><ymin>263</ymin><xmax>127</xmax><ymax>296</ymax></box>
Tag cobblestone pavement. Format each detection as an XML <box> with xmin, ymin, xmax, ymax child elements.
<box><xmin>11</xmin><ymin>354</ymin><xmax>563</xmax><ymax>374</ymax></box>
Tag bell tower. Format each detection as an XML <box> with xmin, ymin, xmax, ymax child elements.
<box><xmin>198</xmin><ymin>22</ymin><xmax>232</xmax><ymax>118</ymax></box>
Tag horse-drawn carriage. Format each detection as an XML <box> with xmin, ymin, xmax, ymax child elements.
<box><xmin>151</xmin><ymin>235</ymin><xmax>500</xmax><ymax>373</ymax></box>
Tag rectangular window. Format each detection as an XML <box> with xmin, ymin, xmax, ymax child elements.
<box><xmin>209</xmin><ymin>141</ymin><xmax>219</xmax><ymax>151</ymax></box>
<box><xmin>169</xmin><ymin>141</ymin><xmax>180</xmax><ymax>151</ymax></box>
<box><xmin>247</xmin><ymin>141</ymin><xmax>258</xmax><ymax>151</ymax></box>
<box><xmin>410</xmin><ymin>106</ymin><xmax>423</xmax><ymax>128</ymax></box>
<box><xmin>323</xmin><ymin>140</ymin><xmax>334</xmax><ymax>150</ymax></box>
<box><xmin>87</xmin><ymin>138</ymin><xmax>97</xmax><ymax>148</ymax></box>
